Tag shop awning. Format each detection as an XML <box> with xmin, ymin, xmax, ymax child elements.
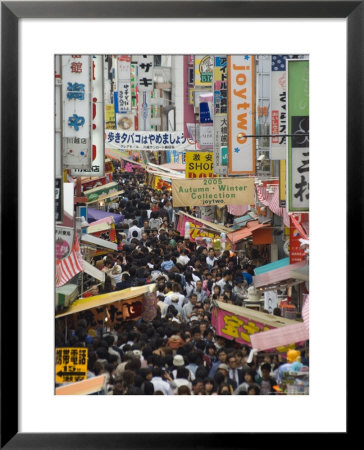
<box><xmin>227</xmin><ymin>220</ymin><xmax>270</xmax><ymax>244</ymax></box>
<box><xmin>56</xmin><ymin>375</ymin><xmax>106</xmax><ymax>395</ymax></box>
<box><xmin>253</xmin><ymin>259</ymin><xmax>308</xmax><ymax>289</ymax></box>
<box><xmin>55</xmin><ymin>284</ymin><xmax>156</xmax><ymax>319</ymax></box>
<box><xmin>160</xmin><ymin>162</ymin><xmax>185</xmax><ymax>172</ymax></box>
<box><xmin>85</xmin><ymin>189</ymin><xmax>125</xmax><ymax>205</ymax></box>
<box><xmin>87</xmin><ymin>208</ymin><xmax>124</xmax><ymax>224</ymax></box>
<box><xmin>177</xmin><ymin>210</ymin><xmax>231</xmax><ymax>235</ymax></box>
<box><xmin>290</xmin><ymin>264</ymin><xmax>309</xmax><ymax>282</ymax></box>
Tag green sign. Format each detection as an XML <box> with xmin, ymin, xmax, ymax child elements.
<box><xmin>221</xmin><ymin>146</ymin><xmax>228</xmax><ymax>166</ymax></box>
<box><xmin>287</xmin><ymin>59</ymin><xmax>309</xmax><ymax>212</ymax></box>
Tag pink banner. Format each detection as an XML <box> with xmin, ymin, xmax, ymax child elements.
<box><xmin>177</xmin><ymin>214</ymin><xmax>215</xmax><ymax>242</ymax></box>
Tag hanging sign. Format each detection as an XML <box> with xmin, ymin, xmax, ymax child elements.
<box><xmin>194</xmin><ymin>55</ymin><xmax>214</xmax><ymax>86</ymax></box>
<box><xmin>62</xmin><ymin>55</ymin><xmax>92</xmax><ymax>169</ymax></box>
<box><xmin>71</xmin><ymin>55</ymin><xmax>105</xmax><ymax>177</ymax></box>
<box><xmin>185</xmin><ymin>151</ymin><xmax>214</xmax><ymax>178</ymax></box>
<box><xmin>173</xmin><ymin>177</ymin><xmax>255</xmax><ymax>207</ymax></box>
<box><xmin>137</xmin><ymin>55</ymin><xmax>154</xmax><ymax>92</ymax></box>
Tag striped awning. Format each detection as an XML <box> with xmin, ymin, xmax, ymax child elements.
<box><xmin>253</xmin><ymin>260</ymin><xmax>308</xmax><ymax>288</ymax></box>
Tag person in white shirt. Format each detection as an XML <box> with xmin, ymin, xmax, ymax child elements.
<box><xmin>206</xmin><ymin>248</ymin><xmax>218</xmax><ymax>269</ymax></box>
<box><xmin>164</xmin><ymin>284</ymin><xmax>186</xmax><ymax>309</ymax></box>
<box><xmin>151</xmin><ymin>368</ymin><xmax>174</xmax><ymax>395</ymax></box>
<box><xmin>128</xmin><ymin>219</ymin><xmax>142</xmax><ymax>241</ymax></box>
<box><xmin>176</xmin><ymin>249</ymin><xmax>190</xmax><ymax>266</ymax></box>
<box><xmin>108</xmin><ymin>264</ymin><xmax>122</xmax><ymax>287</ymax></box>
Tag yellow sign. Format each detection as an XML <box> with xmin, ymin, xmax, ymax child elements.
<box><xmin>185</xmin><ymin>151</ymin><xmax>214</xmax><ymax>178</ymax></box>
<box><xmin>280</xmin><ymin>159</ymin><xmax>286</xmax><ymax>204</ymax></box>
<box><xmin>105</xmin><ymin>104</ymin><xmax>116</xmax><ymax>129</ymax></box>
<box><xmin>56</xmin><ymin>347</ymin><xmax>88</xmax><ymax>384</ymax></box>
<box><xmin>173</xmin><ymin>177</ymin><xmax>255</xmax><ymax>207</ymax></box>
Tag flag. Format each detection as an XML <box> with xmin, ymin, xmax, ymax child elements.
<box><xmin>56</xmin><ymin>234</ymin><xmax>84</xmax><ymax>287</ymax></box>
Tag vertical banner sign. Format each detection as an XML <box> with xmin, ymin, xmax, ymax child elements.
<box><xmin>214</xmin><ymin>56</ymin><xmax>228</xmax><ymax>115</ymax></box>
<box><xmin>213</xmin><ymin>56</ymin><xmax>228</xmax><ymax>176</ymax></box>
<box><xmin>271</xmin><ymin>55</ymin><xmax>291</xmax><ymax>160</ymax></box>
<box><xmin>214</xmin><ymin>115</ymin><xmax>228</xmax><ymax>175</ymax></box>
<box><xmin>228</xmin><ymin>55</ymin><xmax>255</xmax><ymax>174</ymax></box>
<box><xmin>137</xmin><ymin>55</ymin><xmax>154</xmax><ymax>92</ymax></box>
<box><xmin>72</xmin><ymin>55</ymin><xmax>105</xmax><ymax>177</ymax></box>
<box><xmin>194</xmin><ymin>56</ymin><xmax>214</xmax><ymax>86</ymax></box>
<box><xmin>116</xmin><ymin>55</ymin><xmax>131</xmax><ymax>113</ymax></box>
<box><xmin>62</xmin><ymin>55</ymin><xmax>92</xmax><ymax>169</ymax></box>
<box><xmin>279</xmin><ymin>159</ymin><xmax>286</xmax><ymax>207</ymax></box>
<box><xmin>185</xmin><ymin>151</ymin><xmax>214</xmax><ymax>178</ymax></box>
<box><xmin>55</xmin><ymin>178</ymin><xmax>63</xmax><ymax>223</ymax></box>
<box><xmin>289</xmin><ymin>214</ymin><xmax>309</xmax><ymax>263</ymax></box>
<box><xmin>287</xmin><ymin>60</ymin><xmax>309</xmax><ymax>212</ymax></box>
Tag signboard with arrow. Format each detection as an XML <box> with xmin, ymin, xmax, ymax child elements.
<box><xmin>56</xmin><ymin>347</ymin><xmax>88</xmax><ymax>384</ymax></box>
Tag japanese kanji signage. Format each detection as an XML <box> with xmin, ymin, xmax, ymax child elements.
<box><xmin>62</xmin><ymin>55</ymin><xmax>92</xmax><ymax>169</ymax></box>
<box><xmin>228</xmin><ymin>55</ymin><xmax>255</xmax><ymax>174</ymax></box>
<box><xmin>271</xmin><ymin>55</ymin><xmax>292</xmax><ymax>160</ymax></box>
<box><xmin>185</xmin><ymin>151</ymin><xmax>214</xmax><ymax>178</ymax></box>
<box><xmin>289</xmin><ymin>213</ymin><xmax>309</xmax><ymax>263</ymax></box>
<box><xmin>287</xmin><ymin>59</ymin><xmax>309</xmax><ymax>212</ymax></box>
<box><xmin>71</xmin><ymin>55</ymin><xmax>105</xmax><ymax>178</ymax></box>
<box><xmin>56</xmin><ymin>347</ymin><xmax>88</xmax><ymax>384</ymax></box>
<box><xmin>106</xmin><ymin>130</ymin><xmax>190</xmax><ymax>152</ymax></box>
<box><xmin>214</xmin><ymin>56</ymin><xmax>228</xmax><ymax>114</ymax></box>
<box><xmin>116</xmin><ymin>55</ymin><xmax>132</xmax><ymax>113</ymax></box>
<box><xmin>137</xmin><ymin>55</ymin><xmax>154</xmax><ymax>92</ymax></box>
<box><xmin>213</xmin><ymin>115</ymin><xmax>228</xmax><ymax>176</ymax></box>
<box><xmin>55</xmin><ymin>226</ymin><xmax>74</xmax><ymax>260</ymax></box>
<box><xmin>211</xmin><ymin>303</ymin><xmax>298</xmax><ymax>352</ymax></box>
<box><xmin>172</xmin><ymin>177</ymin><xmax>254</xmax><ymax>207</ymax></box>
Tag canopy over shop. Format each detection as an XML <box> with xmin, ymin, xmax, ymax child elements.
<box><xmin>56</xmin><ymin>284</ymin><xmax>157</xmax><ymax>340</ymax></box>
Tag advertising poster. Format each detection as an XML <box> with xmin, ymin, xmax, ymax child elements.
<box><xmin>185</xmin><ymin>151</ymin><xmax>214</xmax><ymax>178</ymax></box>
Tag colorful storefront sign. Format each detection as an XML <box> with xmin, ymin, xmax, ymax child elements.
<box><xmin>62</xmin><ymin>55</ymin><xmax>92</xmax><ymax>169</ymax></box>
<box><xmin>177</xmin><ymin>214</ymin><xmax>216</xmax><ymax>242</ymax></box>
<box><xmin>173</xmin><ymin>177</ymin><xmax>255</xmax><ymax>207</ymax></box>
<box><xmin>105</xmin><ymin>104</ymin><xmax>116</xmax><ymax>129</ymax></box>
<box><xmin>185</xmin><ymin>151</ymin><xmax>214</xmax><ymax>178</ymax></box>
<box><xmin>211</xmin><ymin>301</ymin><xmax>299</xmax><ymax>352</ymax></box>
<box><xmin>287</xmin><ymin>59</ymin><xmax>309</xmax><ymax>212</ymax></box>
<box><xmin>228</xmin><ymin>55</ymin><xmax>255</xmax><ymax>174</ymax></box>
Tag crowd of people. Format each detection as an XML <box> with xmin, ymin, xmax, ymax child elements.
<box><xmin>56</xmin><ymin>165</ymin><xmax>309</xmax><ymax>395</ymax></box>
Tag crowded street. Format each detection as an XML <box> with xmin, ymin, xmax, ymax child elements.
<box><xmin>55</xmin><ymin>54</ymin><xmax>309</xmax><ymax>396</ymax></box>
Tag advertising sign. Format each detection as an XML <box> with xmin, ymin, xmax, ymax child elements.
<box><xmin>105</xmin><ymin>104</ymin><xmax>116</xmax><ymax>129</ymax></box>
<box><xmin>172</xmin><ymin>177</ymin><xmax>255</xmax><ymax>207</ymax></box>
<box><xmin>271</xmin><ymin>55</ymin><xmax>291</xmax><ymax>160</ymax></box>
<box><xmin>106</xmin><ymin>130</ymin><xmax>191</xmax><ymax>152</ymax></box>
<box><xmin>228</xmin><ymin>55</ymin><xmax>255</xmax><ymax>174</ymax></box>
<box><xmin>211</xmin><ymin>302</ymin><xmax>299</xmax><ymax>352</ymax></box>
<box><xmin>56</xmin><ymin>226</ymin><xmax>74</xmax><ymax>260</ymax></box>
<box><xmin>213</xmin><ymin>115</ymin><xmax>228</xmax><ymax>175</ymax></box>
<box><xmin>56</xmin><ymin>347</ymin><xmax>88</xmax><ymax>384</ymax></box>
<box><xmin>55</xmin><ymin>178</ymin><xmax>63</xmax><ymax>223</ymax></box>
<box><xmin>185</xmin><ymin>151</ymin><xmax>214</xmax><ymax>178</ymax></box>
<box><xmin>199</xmin><ymin>124</ymin><xmax>214</xmax><ymax>149</ymax></box>
<box><xmin>289</xmin><ymin>213</ymin><xmax>309</xmax><ymax>263</ymax></box>
<box><xmin>194</xmin><ymin>55</ymin><xmax>214</xmax><ymax>86</ymax></box>
<box><xmin>214</xmin><ymin>56</ymin><xmax>228</xmax><ymax>114</ymax></box>
<box><xmin>287</xmin><ymin>59</ymin><xmax>309</xmax><ymax>212</ymax></box>
<box><xmin>62</xmin><ymin>55</ymin><xmax>92</xmax><ymax>169</ymax></box>
<box><xmin>137</xmin><ymin>55</ymin><xmax>154</xmax><ymax>92</ymax></box>
<box><xmin>71</xmin><ymin>55</ymin><xmax>105</xmax><ymax>178</ymax></box>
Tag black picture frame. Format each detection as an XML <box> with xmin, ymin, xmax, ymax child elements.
<box><xmin>1</xmin><ymin>1</ymin><xmax>355</xmax><ymax>447</ymax></box>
